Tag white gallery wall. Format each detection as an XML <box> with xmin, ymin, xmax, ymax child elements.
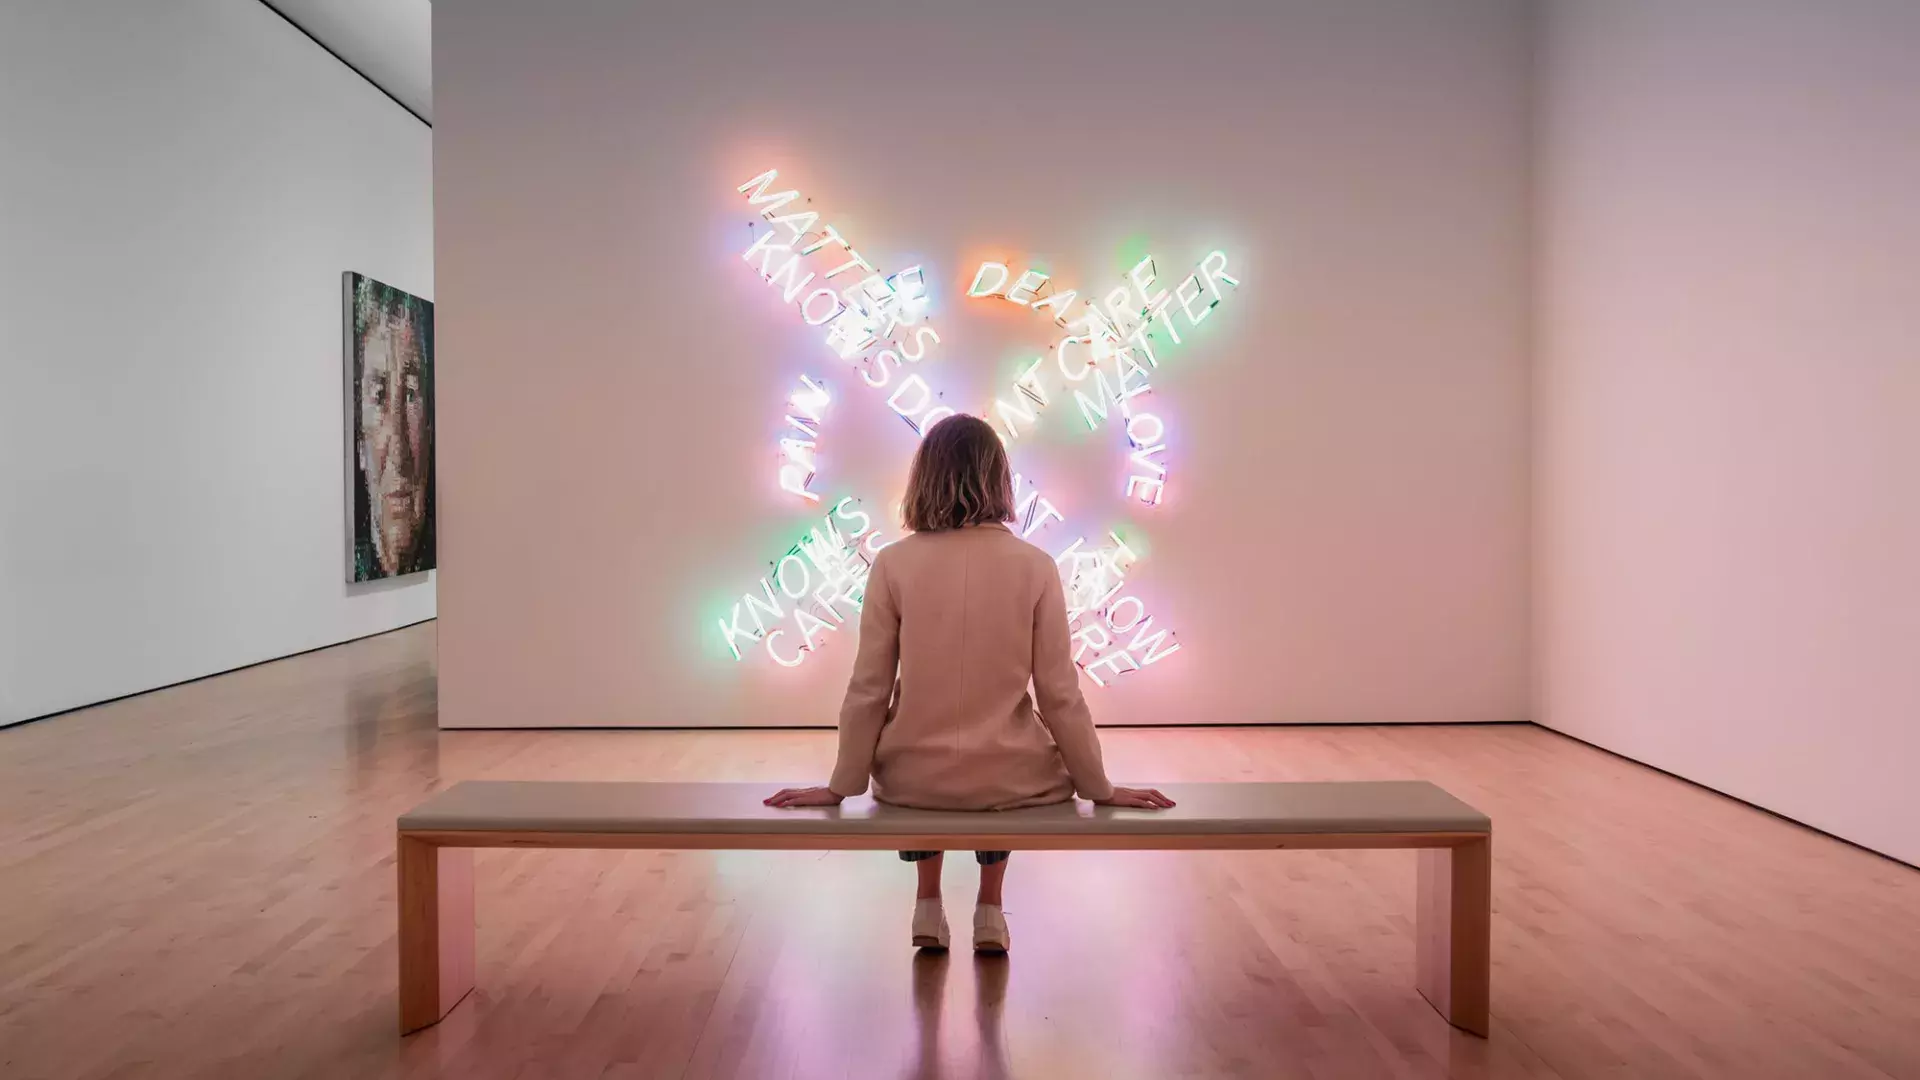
<box><xmin>1536</xmin><ymin>0</ymin><xmax>1920</xmax><ymax>865</ymax></box>
<box><xmin>0</xmin><ymin>0</ymin><xmax>436</xmax><ymax>727</ymax></box>
<box><xmin>434</xmin><ymin>0</ymin><xmax>1534</xmax><ymax>728</ymax></box>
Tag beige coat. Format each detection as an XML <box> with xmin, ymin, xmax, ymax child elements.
<box><xmin>828</xmin><ymin>523</ymin><xmax>1116</xmax><ymax>810</ymax></box>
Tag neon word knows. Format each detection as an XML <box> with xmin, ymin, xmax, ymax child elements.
<box><xmin>715</xmin><ymin>497</ymin><xmax>890</xmax><ymax>667</ymax></box>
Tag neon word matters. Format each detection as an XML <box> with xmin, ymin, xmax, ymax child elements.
<box><xmin>736</xmin><ymin>169</ymin><xmax>962</xmax><ymax>440</ymax></box>
<box><xmin>776</xmin><ymin>374</ymin><xmax>831</xmax><ymax>502</ymax></box>
<box><xmin>715</xmin><ymin>497</ymin><xmax>892</xmax><ymax>667</ymax></box>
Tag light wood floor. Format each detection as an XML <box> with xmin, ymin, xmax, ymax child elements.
<box><xmin>3</xmin><ymin>624</ymin><xmax>1916</xmax><ymax>1080</ymax></box>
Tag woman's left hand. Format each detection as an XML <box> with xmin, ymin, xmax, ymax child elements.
<box><xmin>765</xmin><ymin>785</ymin><xmax>845</xmax><ymax>808</ymax></box>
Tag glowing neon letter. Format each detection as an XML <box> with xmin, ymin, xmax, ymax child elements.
<box><xmin>768</xmin><ymin>209</ymin><xmax>819</xmax><ymax>241</ymax></box>
<box><xmin>799</xmin><ymin>224</ymin><xmax>848</xmax><ymax>256</ymax></box>
<box><xmin>775</xmin><ymin>552</ymin><xmax>812</xmax><ymax>600</ymax></box>
<box><xmin>765</xmin><ymin>629</ymin><xmax>804</xmax><ymax>667</ymax></box>
<box><xmin>798</xmin><ymin>522</ymin><xmax>850</xmax><ymax>573</ymax></box>
<box><xmin>766</xmin><ymin>254</ymin><xmax>817</xmax><ymax>304</ymax></box>
<box><xmin>1129</xmin><ymin>257</ymin><xmax>1168</xmax><ymax>312</ymax></box>
<box><xmin>967</xmin><ymin>262</ymin><xmax>1010</xmax><ymax>297</ymax></box>
<box><xmin>1147</xmin><ymin>294</ymin><xmax>1185</xmax><ymax>345</ymax></box>
<box><xmin>1006</xmin><ymin>270</ymin><xmax>1051</xmax><ymax>306</ymax></box>
<box><xmin>1175</xmin><ymin>274</ymin><xmax>1209</xmax><ymax>326</ymax></box>
<box><xmin>1104</xmin><ymin>285</ymin><xmax>1137</xmax><ymax>329</ymax></box>
<box><xmin>802</xmin><ymin>288</ymin><xmax>845</xmax><ymax>325</ymax></box>
<box><xmin>743</xmin><ymin>578</ymin><xmax>784</xmax><ymax>633</ymax></box>
<box><xmin>741</xmin><ymin>230</ymin><xmax>793</xmax><ymax>277</ymax></box>
<box><xmin>1105</xmin><ymin>595</ymin><xmax>1147</xmax><ymax>634</ymax></box>
<box><xmin>862</xmin><ymin>350</ymin><xmax>899</xmax><ymax>389</ymax></box>
<box><xmin>1056</xmin><ymin>335</ymin><xmax>1093</xmax><ymax>383</ymax></box>
<box><xmin>789</xmin><ymin>374</ymin><xmax>830</xmax><ymax>421</ymax></box>
<box><xmin>1022</xmin><ymin>498</ymin><xmax>1063</xmax><ymax>539</ymax></box>
<box><xmin>778</xmin><ymin>462</ymin><xmax>819</xmax><ymax>501</ymax></box>
<box><xmin>1126</xmin><ymin>324</ymin><xmax>1160</xmax><ymax>368</ymax></box>
<box><xmin>825</xmin><ymin>250</ymin><xmax>876</xmax><ymax>279</ymax></box>
<box><xmin>1074</xmin><ymin>367</ymin><xmax>1126</xmax><ymax>430</ymax></box>
<box><xmin>1200</xmin><ymin>249</ymin><xmax>1240</xmax><ymax>289</ymax></box>
<box><xmin>994</xmin><ymin>357</ymin><xmax>1048</xmax><ymax>439</ymax></box>
<box><xmin>737</xmin><ymin>170</ymin><xmax>801</xmax><ymax>219</ymax></box>
<box><xmin>1129</xmin><ymin>444</ymin><xmax>1169</xmax><ymax>477</ymax></box>
<box><xmin>1029</xmin><ymin>287</ymin><xmax>1078</xmax><ymax>323</ymax></box>
<box><xmin>1125</xmin><ymin>475</ymin><xmax>1166</xmax><ymax>505</ymax></box>
<box><xmin>887</xmin><ymin>374</ymin><xmax>934</xmax><ymax>431</ymax></box>
<box><xmin>1070</xmin><ymin>622</ymin><xmax>1111</xmax><ymax>664</ymax></box>
<box><xmin>1125</xmin><ymin>412</ymin><xmax>1164</xmax><ymax>448</ymax></box>
<box><xmin>1127</xmin><ymin>617</ymin><xmax>1181</xmax><ymax>664</ymax></box>
<box><xmin>898</xmin><ymin>326</ymin><xmax>941</xmax><ymax>362</ymax></box>
<box><xmin>795</xmin><ymin>608</ymin><xmax>837</xmax><ymax>652</ymax></box>
<box><xmin>832</xmin><ymin>497</ymin><xmax>873</xmax><ymax>539</ymax></box>
<box><xmin>717</xmin><ymin>604</ymin><xmax>757</xmax><ymax>661</ymax></box>
<box><xmin>1084</xmin><ymin>650</ymin><xmax>1142</xmax><ymax>687</ymax></box>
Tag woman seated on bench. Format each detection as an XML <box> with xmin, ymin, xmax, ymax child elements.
<box><xmin>766</xmin><ymin>413</ymin><xmax>1173</xmax><ymax>954</ymax></box>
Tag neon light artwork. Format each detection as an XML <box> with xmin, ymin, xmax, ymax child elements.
<box><xmin>715</xmin><ymin>166</ymin><xmax>1242</xmax><ymax>688</ymax></box>
<box><xmin>777</xmin><ymin>374</ymin><xmax>830</xmax><ymax>502</ymax></box>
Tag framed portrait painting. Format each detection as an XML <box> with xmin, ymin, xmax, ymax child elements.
<box><xmin>344</xmin><ymin>272</ymin><xmax>435</xmax><ymax>582</ymax></box>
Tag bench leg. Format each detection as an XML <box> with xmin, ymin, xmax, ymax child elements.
<box><xmin>398</xmin><ymin>835</ymin><xmax>475</xmax><ymax>1034</ymax></box>
<box><xmin>1416</xmin><ymin>837</ymin><xmax>1491</xmax><ymax>1036</ymax></box>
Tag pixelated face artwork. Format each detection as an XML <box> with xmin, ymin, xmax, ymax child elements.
<box><xmin>347</xmin><ymin>273</ymin><xmax>435</xmax><ymax>582</ymax></box>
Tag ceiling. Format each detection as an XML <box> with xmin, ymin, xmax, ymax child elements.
<box><xmin>261</xmin><ymin>0</ymin><xmax>433</xmax><ymax>123</ymax></box>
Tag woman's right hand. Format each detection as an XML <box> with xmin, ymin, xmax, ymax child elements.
<box><xmin>1095</xmin><ymin>786</ymin><xmax>1176</xmax><ymax>809</ymax></box>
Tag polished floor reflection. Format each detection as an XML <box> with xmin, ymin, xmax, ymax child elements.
<box><xmin>2</xmin><ymin>624</ymin><xmax>1917</xmax><ymax>1079</ymax></box>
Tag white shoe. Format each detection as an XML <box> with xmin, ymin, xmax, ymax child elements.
<box><xmin>912</xmin><ymin>899</ymin><xmax>950</xmax><ymax>950</ymax></box>
<box><xmin>973</xmin><ymin>904</ymin><xmax>1010</xmax><ymax>954</ymax></box>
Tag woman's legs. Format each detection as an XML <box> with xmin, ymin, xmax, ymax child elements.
<box><xmin>901</xmin><ymin>851</ymin><xmax>1011</xmax><ymax>903</ymax></box>
<box><xmin>977</xmin><ymin>855</ymin><xmax>1008</xmax><ymax>906</ymax></box>
<box><xmin>915</xmin><ymin>852</ymin><xmax>944</xmax><ymax>900</ymax></box>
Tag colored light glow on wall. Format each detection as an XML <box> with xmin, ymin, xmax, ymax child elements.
<box><xmin>714</xmin><ymin>167</ymin><xmax>1243</xmax><ymax>688</ymax></box>
<box><xmin>777</xmin><ymin>374</ymin><xmax>831</xmax><ymax>502</ymax></box>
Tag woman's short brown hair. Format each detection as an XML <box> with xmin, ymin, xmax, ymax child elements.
<box><xmin>901</xmin><ymin>414</ymin><xmax>1015</xmax><ymax>533</ymax></box>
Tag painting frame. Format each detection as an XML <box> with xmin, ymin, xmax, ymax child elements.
<box><xmin>343</xmin><ymin>271</ymin><xmax>436</xmax><ymax>583</ymax></box>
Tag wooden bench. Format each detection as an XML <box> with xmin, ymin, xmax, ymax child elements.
<box><xmin>396</xmin><ymin>780</ymin><xmax>1493</xmax><ymax>1036</ymax></box>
